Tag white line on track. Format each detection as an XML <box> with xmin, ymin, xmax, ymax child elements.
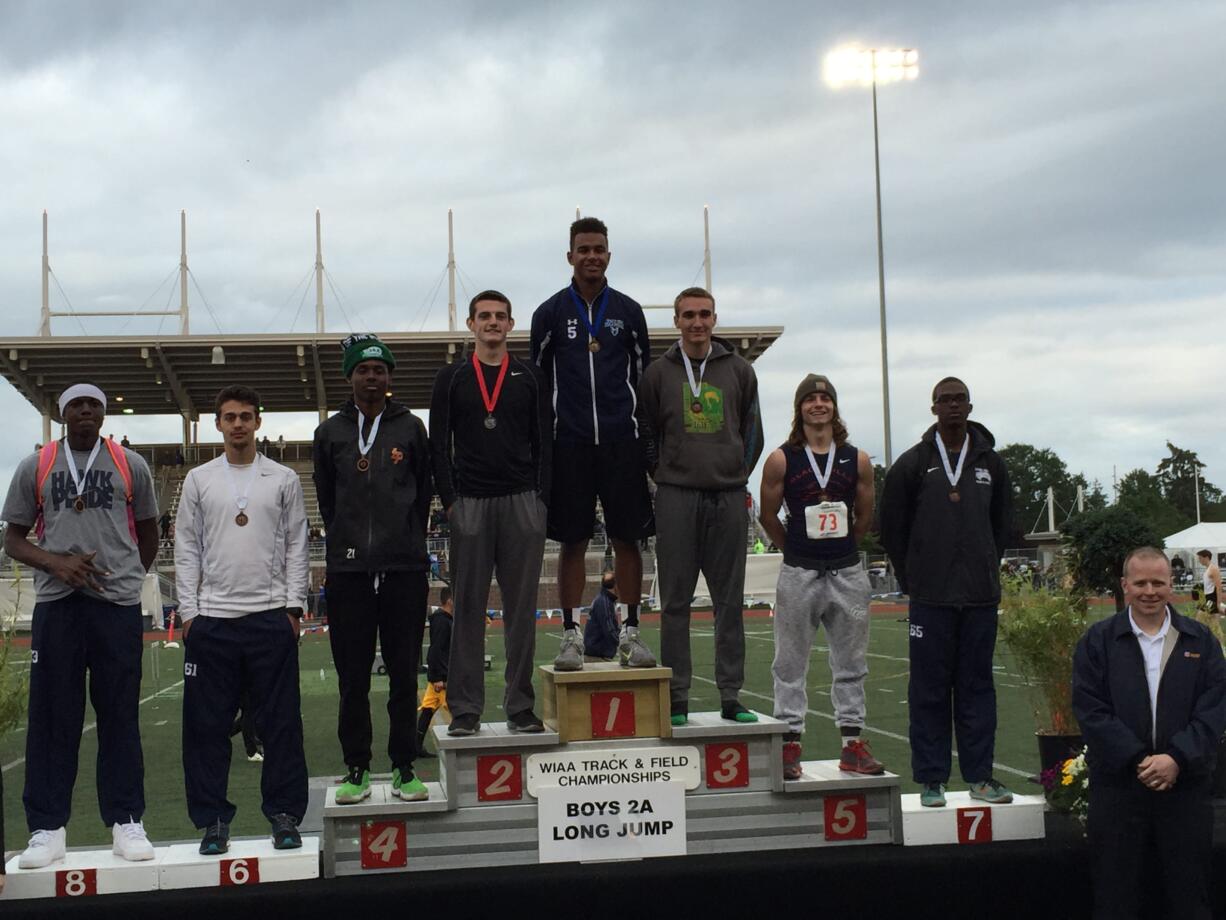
<box><xmin>2</xmin><ymin>679</ymin><xmax>184</xmax><ymax>774</ymax></box>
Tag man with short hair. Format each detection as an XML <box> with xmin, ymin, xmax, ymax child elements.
<box><xmin>2</xmin><ymin>383</ymin><xmax>159</xmax><ymax>868</ymax></box>
<box><xmin>1073</xmin><ymin>547</ymin><xmax>1226</xmax><ymax>919</ymax></box>
<box><xmin>175</xmin><ymin>385</ymin><xmax>310</xmax><ymax>854</ymax></box>
<box><xmin>880</xmin><ymin>377</ymin><xmax>1013</xmax><ymax>806</ymax></box>
<box><xmin>531</xmin><ymin>217</ymin><xmax>656</xmax><ymax>672</ymax></box>
<box><xmin>415</xmin><ymin>586</ymin><xmax>454</xmax><ymax>758</ymax></box>
<box><xmin>314</xmin><ymin>334</ymin><xmax>433</xmax><ymax>802</ymax></box>
<box><xmin>637</xmin><ymin>287</ymin><xmax>764</xmax><ymax>725</ymax></box>
<box><xmin>584</xmin><ymin>572</ymin><xmax>621</xmax><ymax>660</ymax></box>
<box><xmin>759</xmin><ymin>375</ymin><xmax>884</xmax><ymax>779</ymax></box>
<box><xmin>431</xmin><ymin>291</ymin><xmax>552</xmax><ymax>736</ymax></box>
<box><xmin>1196</xmin><ymin>549</ymin><xmax>1222</xmax><ymax>614</ymax></box>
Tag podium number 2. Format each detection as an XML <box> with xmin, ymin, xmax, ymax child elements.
<box><xmin>361</xmin><ymin>820</ymin><xmax>408</xmax><ymax>869</ymax></box>
<box><xmin>823</xmin><ymin>795</ymin><xmax>867</xmax><ymax>841</ymax></box>
<box><xmin>477</xmin><ymin>754</ymin><xmax>523</xmax><ymax>801</ymax></box>
<box><xmin>957</xmin><ymin>807</ymin><xmax>993</xmax><ymax>844</ymax></box>
<box><xmin>705</xmin><ymin>742</ymin><xmax>749</xmax><ymax>788</ymax></box>
<box><xmin>221</xmin><ymin>858</ymin><xmax>260</xmax><ymax>886</ymax></box>
<box><xmin>56</xmin><ymin>868</ymin><xmax>97</xmax><ymax>897</ymax></box>
<box><xmin>591</xmin><ymin>691</ymin><xmax>635</xmax><ymax>737</ymax></box>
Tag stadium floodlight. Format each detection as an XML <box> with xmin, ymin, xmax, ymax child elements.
<box><xmin>824</xmin><ymin>45</ymin><xmax>918</xmax><ymax>467</ymax></box>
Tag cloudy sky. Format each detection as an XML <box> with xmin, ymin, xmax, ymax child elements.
<box><xmin>1</xmin><ymin>0</ymin><xmax>1223</xmax><ymax>513</ymax></box>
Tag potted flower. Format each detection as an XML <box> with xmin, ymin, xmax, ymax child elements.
<box><xmin>997</xmin><ymin>575</ymin><xmax>1089</xmax><ymax>773</ymax></box>
<box><xmin>1040</xmin><ymin>747</ymin><xmax>1088</xmax><ymax>825</ymax></box>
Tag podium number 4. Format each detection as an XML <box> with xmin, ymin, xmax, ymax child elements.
<box><xmin>477</xmin><ymin>754</ymin><xmax>523</xmax><ymax>801</ymax></box>
<box><xmin>705</xmin><ymin>742</ymin><xmax>749</xmax><ymax>788</ymax></box>
<box><xmin>361</xmin><ymin>820</ymin><xmax>408</xmax><ymax>869</ymax></box>
<box><xmin>591</xmin><ymin>690</ymin><xmax>635</xmax><ymax>737</ymax></box>
<box><xmin>56</xmin><ymin>868</ymin><xmax>97</xmax><ymax>897</ymax></box>
<box><xmin>957</xmin><ymin>807</ymin><xmax>993</xmax><ymax>844</ymax></box>
<box><xmin>221</xmin><ymin>858</ymin><xmax>260</xmax><ymax>886</ymax></box>
<box><xmin>823</xmin><ymin>795</ymin><xmax>867</xmax><ymax>841</ymax></box>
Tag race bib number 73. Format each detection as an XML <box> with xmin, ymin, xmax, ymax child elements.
<box><xmin>805</xmin><ymin>501</ymin><xmax>849</xmax><ymax>540</ymax></box>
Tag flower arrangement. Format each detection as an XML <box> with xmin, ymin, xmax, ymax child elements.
<box><xmin>1040</xmin><ymin>747</ymin><xmax>1088</xmax><ymax>824</ymax></box>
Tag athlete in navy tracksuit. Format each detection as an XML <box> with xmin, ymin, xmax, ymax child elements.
<box><xmin>879</xmin><ymin>377</ymin><xmax>1013</xmax><ymax>805</ymax></box>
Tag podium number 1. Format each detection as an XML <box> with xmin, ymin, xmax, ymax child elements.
<box><xmin>823</xmin><ymin>795</ymin><xmax>867</xmax><ymax>841</ymax></box>
<box><xmin>56</xmin><ymin>868</ymin><xmax>97</xmax><ymax>897</ymax></box>
<box><xmin>591</xmin><ymin>690</ymin><xmax>635</xmax><ymax>737</ymax></box>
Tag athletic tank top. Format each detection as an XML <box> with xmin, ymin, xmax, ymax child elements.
<box><xmin>781</xmin><ymin>441</ymin><xmax>859</xmax><ymax>566</ymax></box>
<box><xmin>1206</xmin><ymin>568</ymin><xmax>1216</xmax><ymax>596</ymax></box>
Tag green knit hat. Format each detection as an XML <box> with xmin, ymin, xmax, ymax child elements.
<box><xmin>341</xmin><ymin>333</ymin><xmax>396</xmax><ymax>378</ymax></box>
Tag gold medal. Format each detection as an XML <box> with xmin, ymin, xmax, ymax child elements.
<box><xmin>356</xmin><ymin>456</ymin><xmax>370</xmax><ymax>472</ymax></box>
<box><xmin>235</xmin><ymin>512</ymin><xmax>249</xmax><ymax>526</ymax></box>
<box><xmin>588</xmin><ymin>340</ymin><xmax>601</xmax><ymax>353</ymax></box>
<box><xmin>73</xmin><ymin>496</ymin><xmax>86</xmax><ymax>513</ymax></box>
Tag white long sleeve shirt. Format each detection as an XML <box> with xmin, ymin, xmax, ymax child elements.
<box><xmin>174</xmin><ymin>454</ymin><xmax>309</xmax><ymax>620</ymax></box>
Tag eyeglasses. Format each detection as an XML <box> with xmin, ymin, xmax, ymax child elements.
<box><xmin>934</xmin><ymin>393</ymin><xmax>968</xmax><ymax>405</ymax></box>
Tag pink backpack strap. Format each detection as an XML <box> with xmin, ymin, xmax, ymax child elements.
<box><xmin>33</xmin><ymin>442</ymin><xmax>59</xmax><ymax>541</ymax></box>
<box><xmin>103</xmin><ymin>439</ymin><xmax>139</xmax><ymax>543</ymax></box>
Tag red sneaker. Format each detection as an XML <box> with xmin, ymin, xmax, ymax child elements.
<box><xmin>782</xmin><ymin>741</ymin><xmax>803</xmax><ymax>780</ymax></box>
<box><xmin>839</xmin><ymin>738</ymin><xmax>885</xmax><ymax>775</ymax></box>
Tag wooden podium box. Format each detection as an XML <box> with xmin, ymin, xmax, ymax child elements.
<box><xmin>538</xmin><ymin>662</ymin><xmax>672</xmax><ymax>742</ymax></box>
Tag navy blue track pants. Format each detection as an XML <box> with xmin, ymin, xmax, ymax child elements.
<box><xmin>24</xmin><ymin>592</ymin><xmax>145</xmax><ymax>831</ymax></box>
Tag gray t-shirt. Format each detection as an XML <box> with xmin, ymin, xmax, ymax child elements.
<box><xmin>2</xmin><ymin>440</ymin><xmax>158</xmax><ymax>605</ymax></box>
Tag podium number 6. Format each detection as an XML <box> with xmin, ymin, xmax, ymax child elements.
<box><xmin>221</xmin><ymin>857</ymin><xmax>260</xmax><ymax>886</ymax></box>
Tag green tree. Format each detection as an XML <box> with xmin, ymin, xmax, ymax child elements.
<box><xmin>998</xmin><ymin>443</ymin><xmax>1083</xmax><ymax>547</ymax></box>
<box><xmin>1156</xmin><ymin>442</ymin><xmax>1223</xmax><ymax>522</ymax></box>
<box><xmin>1062</xmin><ymin>505</ymin><xmax>1164</xmax><ymax>609</ymax></box>
<box><xmin>1117</xmin><ymin>467</ymin><xmax>1191</xmax><ymax>538</ymax></box>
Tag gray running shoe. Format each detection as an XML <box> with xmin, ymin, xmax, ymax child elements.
<box><xmin>554</xmin><ymin>628</ymin><xmax>584</xmax><ymax>671</ymax></box>
<box><xmin>619</xmin><ymin>626</ymin><xmax>657</xmax><ymax>668</ymax></box>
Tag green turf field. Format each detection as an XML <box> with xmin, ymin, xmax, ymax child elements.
<box><xmin>1</xmin><ymin>603</ymin><xmax>1173</xmax><ymax>847</ymax></box>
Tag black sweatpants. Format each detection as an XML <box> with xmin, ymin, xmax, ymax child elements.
<box><xmin>326</xmin><ymin>570</ymin><xmax>428</xmax><ymax>770</ymax></box>
<box><xmin>24</xmin><ymin>592</ymin><xmax>145</xmax><ymax>831</ymax></box>
<box><xmin>182</xmin><ymin>610</ymin><xmax>307</xmax><ymax>827</ymax></box>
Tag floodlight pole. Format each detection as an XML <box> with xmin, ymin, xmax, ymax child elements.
<box><xmin>179</xmin><ymin>210</ymin><xmax>190</xmax><ymax>335</ymax></box>
<box><xmin>315</xmin><ymin>209</ymin><xmax>326</xmax><ymax>334</ymax></box>
<box><xmin>870</xmin><ymin>49</ymin><xmax>893</xmax><ymax>468</ymax></box>
<box><xmin>40</xmin><ymin>210</ymin><xmax>50</xmax><ymax>337</ymax></box>
<box><xmin>447</xmin><ymin>209</ymin><xmax>457</xmax><ymax>332</ymax></box>
<box><xmin>703</xmin><ymin>205</ymin><xmax>713</xmax><ymax>293</ymax></box>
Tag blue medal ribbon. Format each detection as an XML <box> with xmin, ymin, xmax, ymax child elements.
<box><xmin>568</xmin><ymin>284</ymin><xmax>611</xmax><ymax>347</ymax></box>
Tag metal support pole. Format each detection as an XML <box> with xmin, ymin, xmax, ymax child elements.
<box><xmin>871</xmin><ymin>52</ymin><xmax>893</xmax><ymax>467</ymax></box>
<box><xmin>315</xmin><ymin>209</ymin><xmax>325</xmax><ymax>334</ymax></box>
<box><xmin>703</xmin><ymin>205</ymin><xmax>712</xmax><ymax>293</ymax></box>
<box><xmin>1195</xmin><ymin>468</ymin><xmax>1202</xmax><ymax>524</ymax></box>
<box><xmin>1047</xmin><ymin>486</ymin><xmax>1056</xmax><ymax>533</ymax></box>
<box><xmin>179</xmin><ymin>210</ymin><xmax>190</xmax><ymax>335</ymax></box>
<box><xmin>40</xmin><ymin>210</ymin><xmax>50</xmax><ymax>336</ymax></box>
<box><xmin>447</xmin><ymin>209</ymin><xmax>456</xmax><ymax>332</ymax></box>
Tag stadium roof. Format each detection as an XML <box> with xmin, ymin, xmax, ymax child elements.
<box><xmin>0</xmin><ymin>327</ymin><xmax>784</xmax><ymax>420</ymax></box>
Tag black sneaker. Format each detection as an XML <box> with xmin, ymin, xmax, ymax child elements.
<box><xmin>416</xmin><ymin>748</ymin><xmax>437</xmax><ymax>759</ymax></box>
<box><xmin>448</xmin><ymin>713</ymin><xmax>480</xmax><ymax>736</ymax></box>
<box><xmin>270</xmin><ymin>813</ymin><xmax>302</xmax><ymax>850</ymax></box>
<box><xmin>506</xmin><ymin>710</ymin><xmax>544</xmax><ymax>733</ymax></box>
<box><xmin>199</xmin><ymin>819</ymin><xmax>230</xmax><ymax>856</ymax></box>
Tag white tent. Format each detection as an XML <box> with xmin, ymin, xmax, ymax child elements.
<box><xmin>1163</xmin><ymin>522</ymin><xmax>1226</xmax><ymax>567</ymax></box>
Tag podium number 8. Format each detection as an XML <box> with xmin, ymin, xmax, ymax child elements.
<box><xmin>63</xmin><ymin>870</ymin><xmax>90</xmax><ymax>896</ymax></box>
<box><xmin>485</xmin><ymin>758</ymin><xmax>514</xmax><ymax>797</ymax></box>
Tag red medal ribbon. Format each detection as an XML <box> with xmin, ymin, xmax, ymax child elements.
<box><xmin>473</xmin><ymin>353</ymin><xmax>510</xmax><ymax>416</ymax></box>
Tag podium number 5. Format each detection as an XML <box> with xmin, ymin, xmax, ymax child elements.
<box><xmin>823</xmin><ymin>795</ymin><xmax>867</xmax><ymax>840</ymax></box>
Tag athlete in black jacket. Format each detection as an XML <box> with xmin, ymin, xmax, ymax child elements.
<box><xmin>879</xmin><ymin>377</ymin><xmax>1013</xmax><ymax>807</ymax></box>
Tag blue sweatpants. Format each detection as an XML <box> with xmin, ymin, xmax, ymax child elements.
<box><xmin>182</xmin><ymin>610</ymin><xmax>307</xmax><ymax>827</ymax></box>
<box><xmin>907</xmin><ymin>601</ymin><xmax>999</xmax><ymax>784</ymax></box>
<box><xmin>24</xmin><ymin>592</ymin><xmax>145</xmax><ymax>831</ymax></box>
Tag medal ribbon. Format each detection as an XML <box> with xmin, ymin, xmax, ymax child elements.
<box><xmin>356</xmin><ymin>407</ymin><xmax>384</xmax><ymax>461</ymax></box>
<box><xmin>804</xmin><ymin>445</ymin><xmax>837</xmax><ymax>494</ymax></box>
<box><xmin>938</xmin><ymin>434</ymin><xmax>970</xmax><ymax>490</ymax></box>
<box><xmin>222</xmin><ymin>454</ymin><xmax>258</xmax><ymax>515</ymax></box>
<box><xmin>568</xmin><ymin>284</ymin><xmax>610</xmax><ymax>347</ymax></box>
<box><xmin>680</xmin><ymin>344</ymin><xmax>713</xmax><ymax>399</ymax></box>
<box><xmin>62</xmin><ymin>437</ymin><xmax>103</xmax><ymax>506</ymax></box>
<box><xmin>473</xmin><ymin>353</ymin><xmax>510</xmax><ymax>416</ymax></box>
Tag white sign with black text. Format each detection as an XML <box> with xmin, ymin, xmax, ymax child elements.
<box><xmin>536</xmin><ymin>781</ymin><xmax>687</xmax><ymax>863</ymax></box>
<box><xmin>526</xmin><ymin>746</ymin><xmax>701</xmax><ymax>796</ymax></box>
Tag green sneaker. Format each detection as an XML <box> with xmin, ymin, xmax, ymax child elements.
<box><xmin>392</xmin><ymin>767</ymin><xmax>429</xmax><ymax>802</ymax></box>
<box><xmin>968</xmin><ymin>779</ymin><xmax>1013</xmax><ymax>804</ymax></box>
<box><xmin>920</xmin><ymin>782</ymin><xmax>946</xmax><ymax>807</ymax></box>
<box><xmin>335</xmin><ymin>766</ymin><xmax>371</xmax><ymax>804</ymax></box>
<box><xmin>670</xmin><ymin>713</ymin><xmax>688</xmax><ymax>726</ymax></box>
<box><xmin>720</xmin><ymin>701</ymin><xmax>759</xmax><ymax>723</ymax></box>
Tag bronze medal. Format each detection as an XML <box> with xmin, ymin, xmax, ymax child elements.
<box><xmin>235</xmin><ymin>512</ymin><xmax>249</xmax><ymax>527</ymax></box>
<box><xmin>690</xmin><ymin>400</ymin><xmax>703</xmax><ymax>414</ymax></box>
<box><xmin>588</xmin><ymin>340</ymin><xmax>601</xmax><ymax>353</ymax></box>
<box><xmin>484</xmin><ymin>415</ymin><xmax>497</xmax><ymax>430</ymax></box>
<box><xmin>73</xmin><ymin>496</ymin><xmax>86</xmax><ymax>513</ymax></box>
<box><xmin>949</xmin><ymin>490</ymin><xmax>961</xmax><ymax>503</ymax></box>
<box><xmin>356</xmin><ymin>456</ymin><xmax>370</xmax><ymax>472</ymax></box>
<box><xmin>817</xmin><ymin>492</ymin><xmax>828</xmax><ymax>502</ymax></box>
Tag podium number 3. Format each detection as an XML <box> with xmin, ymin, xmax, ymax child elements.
<box><xmin>824</xmin><ymin>795</ymin><xmax>867</xmax><ymax>841</ymax></box>
<box><xmin>705</xmin><ymin>742</ymin><xmax>749</xmax><ymax>788</ymax></box>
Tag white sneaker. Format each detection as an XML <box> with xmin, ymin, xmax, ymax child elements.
<box><xmin>248</xmin><ymin>751</ymin><xmax>264</xmax><ymax>762</ymax></box>
<box><xmin>112</xmin><ymin>819</ymin><xmax>155</xmax><ymax>861</ymax></box>
<box><xmin>19</xmin><ymin>827</ymin><xmax>66</xmax><ymax>868</ymax></box>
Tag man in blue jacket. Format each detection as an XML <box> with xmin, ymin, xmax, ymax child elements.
<box><xmin>584</xmin><ymin>572</ymin><xmax>621</xmax><ymax>660</ymax></box>
<box><xmin>879</xmin><ymin>377</ymin><xmax>1013</xmax><ymax>807</ymax></box>
<box><xmin>1073</xmin><ymin>546</ymin><xmax>1226</xmax><ymax>920</ymax></box>
<box><xmin>531</xmin><ymin>217</ymin><xmax>656</xmax><ymax>672</ymax></box>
